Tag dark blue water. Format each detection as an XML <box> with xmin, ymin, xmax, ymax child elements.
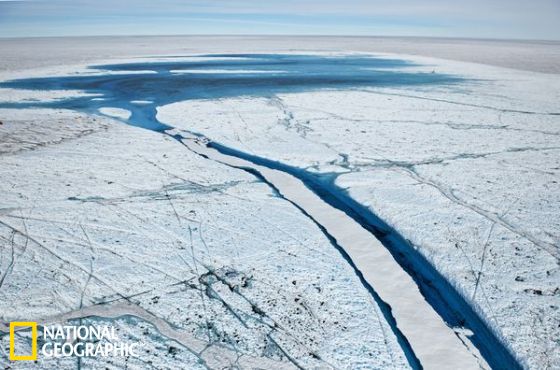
<box><xmin>208</xmin><ymin>141</ymin><xmax>521</xmax><ymax>370</ymax></box>
<box><xmin>0</xmin><ymin>54</ymin><xmax>461</xmax><ymax>131</ymax></box>
<box><xmin>0</xmin><ymin>54</ymin><xmax>520</xmax><ymax>368</ymax></box>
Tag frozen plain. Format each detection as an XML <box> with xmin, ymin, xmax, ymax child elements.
<box><xmin>0</xmin><ymin>37</ymin><xmax>559</xmax><ymax>369</ymax></box>
<box><xmin>1</xmin><ymin>108</ymin><xmax>418</xmax><ymax>369</ymax></box>
<box><xmin>157</xmin><ymin>55</ymin><xmax>560</xmax><ymax>369</ymax></box>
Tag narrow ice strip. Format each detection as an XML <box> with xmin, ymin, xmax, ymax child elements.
<box><xmin>83</xmin><ymin>69</ymin><xmax>158</xmax><ymax>75</ymax></box>
<box><xmin>142</xmin><ymin>56</ymin><xmax>253</xmax><ymax>62</ymax></box>
<box><xmin>170</xmin><ymin>69</ymin><xmax>287</xmax><ymax>74</ymax></box>
<box><xmin>172</xmin><ymin>130</ymin><xmax>488</xmax><ymax>370</ymax></box>
<box><xmin>0</xmin><ymin>88</ymin><xmax>97</xmax><ymax>103</ymax></box>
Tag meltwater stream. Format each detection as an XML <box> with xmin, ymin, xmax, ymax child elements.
<box><xmin>0</xmin><ymin>54</ymin><xmax>520</xmax><ymax>369</ymax></box>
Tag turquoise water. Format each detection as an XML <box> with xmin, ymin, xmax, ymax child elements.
<box><xmin>0</xmin><ymin>54</ymin><xmax>461</xmax><ymax>131</ymax></box>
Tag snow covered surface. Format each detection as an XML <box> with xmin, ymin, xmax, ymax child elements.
<box><xmin>0</xmin><ymin>110</ymin><xmax>408</xmax><ymax>369</ymax></box>
<box><xmin>0</xmin><ymin>39</ymin><xmax>558</xmax><ymax>370</ymax></box>
<box><xmin>156</xmin><ymin>56</ymin><xmax>560</xmax><ymax>369</ymax></box>
<box><xmin>1</xmin><ymin>36</ymin><xmax>560</xmax><ymax>73</ymax></box>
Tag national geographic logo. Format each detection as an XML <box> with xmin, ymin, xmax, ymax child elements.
<box><xmin>9</xmin><ymin>322</ymin><xmax>37</xmax><ymax>361</ymax></box>
<box><xmin>8</xmin><ymin>322</ymin><xmax>140</xmax><ymax>361</ymax></box>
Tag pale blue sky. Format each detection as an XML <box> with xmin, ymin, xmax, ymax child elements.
<box><xmin>1</xmin><ymin>0</ymin><xmax>559</xmax><ymax>40</ymax></box>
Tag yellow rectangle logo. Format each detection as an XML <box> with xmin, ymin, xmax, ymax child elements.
<box><xmin>9</xmin><ymin>322</ymin><xmax>37</xmax><ymax>361</ymax></box>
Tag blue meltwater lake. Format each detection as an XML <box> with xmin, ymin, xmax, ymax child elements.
<box><xmin>0</xmin><ymin>54</ymin><xmax>462</xmax><ymax>131</ymax></box>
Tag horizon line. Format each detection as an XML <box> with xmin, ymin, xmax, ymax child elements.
<box><xmin>1</xmin><ymin>34</ymin><xmax>559</xmax><ymax>43</ymax></box>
